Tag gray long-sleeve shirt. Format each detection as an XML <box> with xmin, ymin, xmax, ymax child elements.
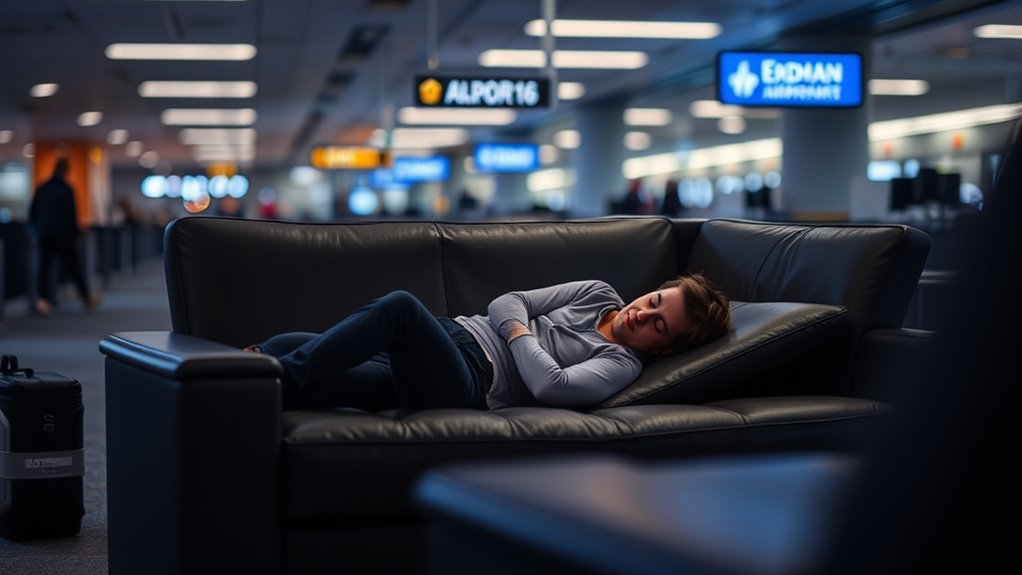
<box><xmin>454</xmin><ymin>280</ymin><xmax>644</xmax><ymax>409</ymax></box>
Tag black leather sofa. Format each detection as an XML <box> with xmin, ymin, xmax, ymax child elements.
<box><xmin>99</xmin><ymin>215</ymin><xmax>930</xmax><ymax>574</ymax></box>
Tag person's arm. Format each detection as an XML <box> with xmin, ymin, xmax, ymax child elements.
<box><xmin>488</xmin><ymin>280</ymin><xmax>640</xmax><ymax>406</ymax></box>
<box><xmin>487</xmin><ymin>280</ymin><xmax>609</xmax><ymax>342</ymax></box>
<box><xmin>507</xmin><ymin>340</ymin><xmax>641</xmax><ymax>406</ymax></box>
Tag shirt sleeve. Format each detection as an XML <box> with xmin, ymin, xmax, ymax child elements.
<box><xmin>507</xmin><ymin>338</ymin><xmax>642</xmax><ymax>407</ymax></box>
<box><xmin>487</xmin><ymin>280</ymin><xmax>638</xmax><ymax>407</ymax></box>
<box><xmin>487</xmin><ymin>280</ymin><xmax>610</xmax><ymax>339</ymax></box>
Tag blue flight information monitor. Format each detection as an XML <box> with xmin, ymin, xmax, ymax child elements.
<box><xmin>473</xmin><ymin>143</ymin><xmax>539</xmax><ymax>173</ymax></box>
<box><xmin>717</xmin><ymin>51</ymin><xmax>863</xmax><ymax>108</ymax></box>
<box><xmin>391</xmin><ymin>156</ymin><xmax>450</xmax><ymax>183</ymax></box>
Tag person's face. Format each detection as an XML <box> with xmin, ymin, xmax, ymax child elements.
<box><xmin>611</xmin><ymin>287</ymin><xmax>688</xmax><ymax>354</ymax></box>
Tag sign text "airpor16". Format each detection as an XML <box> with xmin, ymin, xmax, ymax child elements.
<box><xmin>415</xmin><ymin>76</ymin><xmax>550</xmax><ymax>109</ymax></box>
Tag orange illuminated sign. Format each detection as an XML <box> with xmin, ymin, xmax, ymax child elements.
<box><xmin>310</xmin><ymin>146</ymin><xmax>390</xmax><ymax>170</ymax></box>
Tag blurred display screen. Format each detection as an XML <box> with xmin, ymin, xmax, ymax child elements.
<box><xmin>474</xmin><ymin>143</ymin><xmax>540</xmax><ymax>173</ymax></box>
<box><xmin>717</xmin><ymin>51</ymin><xmax>862</xmax><ymax>108</ymax></box>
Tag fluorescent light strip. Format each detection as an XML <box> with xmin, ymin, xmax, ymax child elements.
<box><xmin>689</xmin><ymin>100</ymin><xmax>743</xmax><ymax>118</ymax></box>
<box><xmin>179</xmin><ymin>128</ymin><xmax>257</xmax><ymax>145</ymax></box>
<box><xmin>0</xmin><ymin>130</ymin><xmax>12</xmax><ymax>144</ymax></box>
<box><xmin>869</xmin><ymin>103</ymin><xmax>1022</xmax><ymax>140</ymax></box>
<box><xmin>161</xmin><ymin>108</ymin><xmax>256</xmax><ymax>126</ymax></box>
<box><xmin>558</xmin><ymin>82</ymin><xmax>586</xmax><ymax>100</ymax></box>
<box><xmin>30</xmin><ymin>83</ymin><xmax>58</xmax><ymax>98</ymax></box>
<box><xmin>140</xmin><ymin>81</ymin><xmax>258</xmax><ymax>98</ymax></box>
<box><xmin>624</xmin><ymin>108</ymin><xmax>672</xmax><ymax>126</ymax></box>
<box><xmin>369</xmin><ymin>128</ymin><xmax>469</xmax><ymax>149</ymax></box>
<box><xmin>974</xmin><ymin>24</ymin><xmax>1022</xmax><ymax>39</ymax></box>
<box><xmin>525</xmin><ymin>19</ymin><xmax>721</xmax><ymax>39</ymax></box>
<box><xmin>869</xmin><ymin>79</ymin><xmax>929</xmax><ymax>96</ymax></box>
<box><xmin>479</xmin><ymin>49</ymin><xmax>647</xmax><ymax>69</ymax></box>
<box><xmin>107</xmin><ymin>129</ymin><xmax>129</xmax><ymax>145</ymax></box>
<box><xmin>397</xmin><ymin>107</ymin><xmax>517</xmax><ymax>126</ymax></box>
<box><xmin>553</xmin><ymin>129</ymin><xmax>580</xmax><ymax>149</ymax></box>
<box><xmin>78</xmin><ymin>111</ymin><xmax>103</xmax><ymax>127</ymax></box>
<box><xmin>106</xmin><ymin>43</ymin><xmax>256</xmax><ymax>61</ymax></box>
<box><xmin>624</xmin><ymin>131</ymin><xmax>651</xmax><ymax>151</ymax></box>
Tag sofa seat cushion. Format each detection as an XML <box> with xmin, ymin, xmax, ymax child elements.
<box><xmin>280</xmin><ymin>396</ymin><xmax>885</xmax><ymax>524</ymax></box>
<box><xmin>604</xmin><ymin>301</ymin><xmax>849</xmax><ymax>407</ymax></box>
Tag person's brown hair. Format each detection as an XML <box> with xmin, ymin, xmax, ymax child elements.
<box><xmin>658</xmin><ymin>272</ymin><xmax>732</xmax><ymax>352</ymax></box>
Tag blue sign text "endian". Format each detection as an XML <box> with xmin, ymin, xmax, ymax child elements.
<box><xmin>718</xmin><ymin>52</ymin><xmax>862</xmax><ymax>107</ymax></box>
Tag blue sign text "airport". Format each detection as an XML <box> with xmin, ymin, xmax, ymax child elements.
<box><xmin>717</xmin><ymin>51</ymin><xmax>862</xmax><ymax>108</ymax></box>
<box><xmin>474</xmin><ymin>143</ymin><xmax>539</xmax><ymax>173</ymax></box>
<box><xmin>391</xmin><ymin>156</ymin><xmax>450</xmax><ymax>183</ymax></box>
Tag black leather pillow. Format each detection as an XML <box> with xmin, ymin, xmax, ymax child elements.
<box><xmin>601</xmin><ymin>301</ymin><xmax>849</xmax><ymax>407</ymax></box>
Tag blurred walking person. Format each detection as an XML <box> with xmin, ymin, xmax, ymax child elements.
<box><xmin>28</xmin><ymin>158</ymin><xmax>100</xmax><ymax>314</ymax></box>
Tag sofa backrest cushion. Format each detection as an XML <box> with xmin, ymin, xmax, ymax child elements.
<box><xmin>684</xmin><ymin>219</ymin><xmax>929</xmax><ymax>333</ymax></box>
<box><xmin>602</xmin><ymin>301</ymin><xmax>849</xmax><ymax>406</ymax></box>
<box><xmin>165</xmin><ymin>217</ymin><xmax>447</xmax><ymax>347</ymax></box>
<box><xmin>439</xmin><ymin>218</ymin><xmax>679</xmax><ymax>316</ymax></box>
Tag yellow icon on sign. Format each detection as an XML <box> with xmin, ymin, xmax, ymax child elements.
<box><xmin>418</xmin><ymin>78</ymin><xmax>442</xmax><ymax>106</ymax></box>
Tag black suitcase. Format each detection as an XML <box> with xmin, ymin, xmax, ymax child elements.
<box><xmin>0</xmin><ymin>355</ymin><xmax>85</xmax><ymax>540</ymax></box>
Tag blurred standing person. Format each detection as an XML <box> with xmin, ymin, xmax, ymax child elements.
<box><xmin>28</xmin><ymin>157</ymin><xmax>100</xmax><ymax>314</ymax></box>
<box><xmin>660</xmin><ymin>179</ymin><xmax>684</xmax><ymax>217</ymax></box>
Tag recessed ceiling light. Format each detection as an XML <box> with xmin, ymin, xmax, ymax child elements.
<box><xmin>0</xmin><ymin>130</ymin><xmax>12</xmax><ymax>144</ymax></box>
<box><xmin>78</xmin><ymin>111</ymin><xmax>103</xmax><ymax>127</ymax></box>
<box><xmin>973</xmin><ymin>24</ymin><xmax>1022</xmax><ymax>39</ymax></box>
<box><xmin>107</xmin><ymin>129</ymin><xmax>129</xmax><ymax>145</ymax></box>
<box><xmin>624</xmin><ymin>131</ymin><xmax>651</xmax><ymax>151</ymax></box>
<box><xmin>718</xmin><ymin>116</ymin><xmax>746</xmax><ymax>134</ymax></box>
<box><xmin>160</xmin><ymin>108</ymin><xmax>257</xmax><ymax>126</ymax></box>
<box><xmin>397</xmin><ymin>107</ymin><xmax>516</xmax><ymax>125</ymax></box>
<box><xmin>624</xmin><ymin>108</ymin><xmax>672</xmax><ymax>126</ymax></box>
<box><xmin>525</xmin><ymin>19</ymin><xmax>721</xmax><ymax>39</ymax></box>
<box><xmin>106</xmin><ymin>43</ymin><xmax>257</xmax><ymax>61</ymax></box>
<box><xmin>23</xmin><ymin>143</ymin><xmax>35</xmax><ymax>158</ymax></box>
<box><xmin>139</xmin><ymin>81</ymin><xmax>258</xmax><ymax>98</ymax></box>
<box><xmin>553</xmin><ymin>129</ymin><xmax>580</xmax><ymax>149</ymax></box>
<box><xmin>30</xmin><ymin>83</ymin><xmax>59</xmax><ymax>98</ymax></box>
<box><xmin>869</xmin><ymin>79</ymin><xmax>929</xmax><ymax>96</ymax></box>
<box><xmin>479</xmin><ymin>49</ymin><xmax>647</xmax><ymax>69</ymax></box>
<box><xmin>558</xmin><ymin>82</ymin><xmax>586</xmax><ymax>100</ymax></box>
<box><xmin>179</xmin><ymin>128</ymin><xmax>257</xmax><ymax>145</ymax></box>
<box><xmin>139</xmin><ymin>151</ymin><xmax>160</xmax><ymax>168</ymax></box>
<box><xmin>539</xmin><ymin>144</ymin><xmax>559</xmax><ymax>165</ymax></box>
<box><xmin>125</xmin><ymin>141</ymin><xmax>144</xmax><ymax>157</ymax></box>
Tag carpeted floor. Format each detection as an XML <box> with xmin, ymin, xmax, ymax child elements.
<box><xmin>0</xmin><ymin>260</ymin><xmax>170</xmax><ymax>575</ymax></box>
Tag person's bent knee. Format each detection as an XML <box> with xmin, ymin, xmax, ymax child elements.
<box><xmin>377</xmin><ymin>290</ymin><xmax>429</xmax><ymax>319</ymax></box>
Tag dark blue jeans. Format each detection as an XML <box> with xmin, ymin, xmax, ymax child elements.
<box><xmin>257</xmin><ymin>291</ymin><xmax>492</xmax><ymax>410</ymax></box>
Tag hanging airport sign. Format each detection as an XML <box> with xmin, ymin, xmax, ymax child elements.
<box><xmin>473</xmin><ymin>143</ymin><xmax>540</xmax><ymax>173</ymax></box>
<box><xmin>717</xmin><ymin>51</ymin><xmax>863</xmax><ymax>108</ymax></box>
<box><xmin>310</xmin><ymin>146</ymin><xmax>391</xmax><ymax>170</ymax></box>
<box><xmin>415</xmin><ymin>75</ymin><xmax>550</xmax><ymax>108</ymax></box>
<box><xmin>391</xmin><ymin>155</ymin><xmax>451</xmax><ymax>183</ymax></box>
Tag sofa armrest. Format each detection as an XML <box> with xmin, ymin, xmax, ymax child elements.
<box><xmin>851</xmin><ymin>328</ymin><xmax>934</xmax><ymax>401</ymax></box>
<box><xmin>100</xmin><ymin>331</ymin><xmax>283</xmax><ymax>575</ymax></box>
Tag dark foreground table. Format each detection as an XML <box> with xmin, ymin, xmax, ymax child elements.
<box><xmin>415</xmin><ymin>452</ymin><xmax>859</xmax><ymax>575</ymax></box>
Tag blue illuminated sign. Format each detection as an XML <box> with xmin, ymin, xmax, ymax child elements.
<box><xmin>473</xmin><ymin>143</ymin><xmax>539</xmax><ymax>173</ymax></box>
<box><xmin>370</xmin><ymin>168</ymin><xmax>409</xmax><ymax>190</ymax></box>
<box><xmin>391</xmin><ymin>156</ymin><xmax>450</xmax><ymax>183</ymax></box>
<box><xmin>717</xmin><ymin>51</ymin><xmax>862</xmax><ymax>108</ymax></box>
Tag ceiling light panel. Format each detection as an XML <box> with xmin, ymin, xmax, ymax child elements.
<box><xmin>624</xmin><ymin>108</ymin><xmax>672</xmax><ymax>126</ymax></box>
<box><xmin>139</xmin><ymin>81</ymin><xmax>258</xmax><ymax>98</ymax></box>
<box><xmin>525</xmin><ymin>19</ymin><xmax>721</xmax><ymax>39</ymax></box>
<box><xmin>30</xmin><ymin>83</ymin><xmax>58</xmax><ymax>98</ymax></box>
<box><xmin>973</xmin><ymin>24</ymin><xmax>1022</xmax><ymax>39</ymax></box>
<box><xmin>398</xmin><ymin>107</ymin><xmax>516</xmax><ymax>125</ymax></box>
<box><xmin>868</xmin><ymin>79</ymin><xmax>930</xmax><ymax>96</ymax></box>
<box><xmin>479</xmin><ymin>50</ymin><xmax>647</xmax><ymax>69</ymax></box>
<box><xmin>78</xmin><ymin>111</ymin><xmax>103</xmax><ymax>126</ymax></box>
<box><xmin>161</xmin><ymin>108</ymin><xmax>257</xmax><ymax>126</ymax></box>
<box><xmin>106</xmin><ymin>43</ymin><xmax>257</xmax><ymax>61</ymax></box>
<box><xmin>558</xmin><ymin>82</ymin><xmax>586</xmax><ymax>100</ymax></box>
<box><xmin>179</xmin><ymin>128</ymin><xmax>257</xmax><ymax>145</ymax></box>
